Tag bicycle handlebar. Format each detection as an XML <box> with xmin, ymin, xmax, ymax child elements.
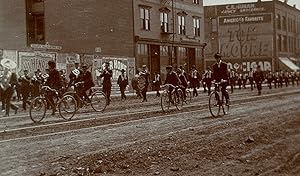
<box><xmin>41</xmin><ymin>86</ymin><xmax>58</xmax><ymax>93</ymax></box>
<box><xmin>160</xmin><ymin>84</ymin><xmax>179</xmax><ymax>90</ymax></box>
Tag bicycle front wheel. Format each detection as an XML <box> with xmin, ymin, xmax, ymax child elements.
<box><xmin>161</xmin><ymin>90</ymin><xmax>170</xmax><ymax>112</ymax></box>
<box><xmin>209</xmin><ymin>92</ymin><xmax>221</xmax><ymax>117</ymax></box>
<box><xmin>29</xmin><ymin>97</ymin><xmax>46</xmax><ymax>123</ymax></box>
<box><xmin>185</xmin><ymin>89</ymin><xmax>192</xmax><ymax>104</ymax></box>
<box><xmin>174</xmin><ymin>89</ymin><xmax>184</xmax><ymax>111</ymax></box>
<box><xmin>91</xmin><ymin>91</ymin><xmax>107</xmax><ymax>112</ymax></box>
<box><xmin>58</xmin><ymin>95</ymin><xmax>77</xmax><ymax>120</ymax></box>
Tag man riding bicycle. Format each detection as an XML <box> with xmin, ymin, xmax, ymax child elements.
<box><xmin>164</xmin><ymin>65</ymin><xmax>181</xmax><ymax>103</ymax></box>
<box><xmin>212</xmin><ymin>53</ymin><xmax>230</xmax><ymax>106</ymax></box>
<box><xmin>77</xmin><ymin>64</ymin><xmax>94</xmax><ymax>103</ymax></box>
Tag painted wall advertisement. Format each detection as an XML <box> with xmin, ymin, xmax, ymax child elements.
<box><xmin>217</xmin><ymin>2</ymin><xmax>273</xmax><ymax>16</ymax></box>
<box><xmin>18</xmin><ymin>51</ymin><xmax>56</xmax><ymax>75</ymax></box>
<box><xmin>217</xmin><ymin>13</ymin><xmax>273</xmax><ymax>72</ymax></box>
<box><xmin>56</xmin><ymin>53</ymin><xmax>80</xmax><ymax>78</ymax></box>
<box><xmin>93</xmin><ymin>56</ymin><xmax>135</xmax><ymax>88</ymax></box>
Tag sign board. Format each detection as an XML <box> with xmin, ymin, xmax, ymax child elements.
<box><xmin>217</xmin><ymin>2</ymin><xmax>273</xmax><ymax>16</ymax></box>
<box><xmin>18</xmin><ymin>51</ymin><xmax>56</xmax><ymax>75</ymax></box>
<box><xmin>219</xmin><ymin>14</ymin><xmax>272</xmax><ymax>25</ymax></box>
<box><xmin>95</xmin><ymin>47</ymin><xmax>102</xmax><ymax>53</ymax></box>
<box><xmin>30</xmin><ymin>43</ymin><xmax>62</xmax><ymax>50</ymax></box>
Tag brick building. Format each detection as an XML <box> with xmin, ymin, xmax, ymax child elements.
<box><xmin>134</xmin><ymin>0</ymin><xmax>206</xmax><ymax>79</ymax></box>
<box><xmin>205</xmin><ymin>0</ymin><xmax>300</xmax><ymax>73</ymax></box>
<box><xmin>0</xmin><ymin>0</ymin><xmax>135</xmax><ymax>86</ymax></box>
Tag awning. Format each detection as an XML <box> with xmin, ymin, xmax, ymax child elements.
<box><xmin>289</xmin><ymin>57</ymin><xmax>298</xmax><ymax>62</ymax></box>
<box><xmin>279</xmin><ymin>57</ymin><xmax>300</xmax><ymax>71</ymax></box>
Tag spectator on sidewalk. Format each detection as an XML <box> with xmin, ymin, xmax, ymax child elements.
<box><xmin>117</xmin><ymin>69</ymin><xmax>128</xmax><ymax>100</ymax></box>
<box><xmin>19</xmin><ymin>70</ymin><xmax>31</xmax><ymax>111</ymax></box>
<box><xmin>100</xmin><ymin>62</ymin><xmax>113</xmax><ymax>105</ymax></box>
<box><xmin>254</xmin><ymin>65</ymin><xmax>264</xmax><ymax>96</ymax></box>
<box><xmin>152</xmin><ymin>71</ymin><xmax>162</xmax><ymax>97</ymax></box>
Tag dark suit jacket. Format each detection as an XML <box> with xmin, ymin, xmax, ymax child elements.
<box><xmin>100</xmin><ymin>69</ymin><xmax>112</xmax><ymax>87</ymax></box>
<box><xmin>212</xmin><ymin>61</ymin><xmax>229</xmax><ymax>82</ymax></box>
<box><xmin>46</xmin><ymin>69</ymin><xmax>62</xmax><ymax>90</ymax></box>
<box><xmin>80</xmin><ymin>71</ymin><xmax>94</xmax><ymax>89</ymax></box>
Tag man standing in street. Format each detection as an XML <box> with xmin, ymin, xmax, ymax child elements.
<box><xmin>117</xmin><ymin>69</ymin><xmax>128</xmax><ymax>100</ymax></box>
<box><xmin>254</xmin><ymin>65</ymin><xmax>264</xmax><ymax>96</ymax></box>
<box><xmin>203</xmin><ymin>66</ymin><xmax>213</xmax><ymax>95</ymax></box>
<box><xmin>190</xmin><ymin>65</ymin><xmax>200</xmax><ymax>97</ymax></box>
<box><xmin>248</xmin><ymin>68</ymin><xmax>254</xmax><ymax>90</ymax></box>
<box><xmin>19</xmin><ymin>70</ymin><xmax>31</xmax><ymax>111</ymax></box>
<box><xmin>152</xmin><ymin>71</ymin><xmax>161</xmax><ymax>97</ymax></box>
<box><xmin>139</xmin><ymin>65</ymin><xmax>150</xmax><ymax>102</ymax></box>
<box><xmin>100</xmin><ymin>62</ymin><xmax>112</xmax><ymax>105</ymax></box>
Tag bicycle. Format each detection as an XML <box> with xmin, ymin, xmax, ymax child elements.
<box><xmin>29</xmin><ymin>86</ymin><xmax>77</xmax><ymax>123</ymax></box>
<box><xmin>185</xmin><ymin>88</ymin><xmax>192</xmax><ymax>104</ymax></box>
<box><xmin>64</xmin><ymin>82</ymin><xmax>107</xmax><ymax>113</ymax></box>
<box><xmin>208</xmin><ymin>81</ymin><xmax>230</xmax><ymax>117</ymax></box>
<box><xmin>160</xmin><ymin>84</ymin><xmax>184</xmax><ymax>112</ymax></box>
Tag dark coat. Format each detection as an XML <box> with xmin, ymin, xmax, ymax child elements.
<box><xmin>117</xmin><ymin>74</ymin><xmax>128</xmax><ymax>89</ymax></box>
<box><xmin>80</xmin><ymin>71</ymin><xmax>94</xmax><ymax>89</ymax></box>
<box><xmin>20</xmin><ymin>75</ymin><xmax>31</xmax><ymax>94</ymax></box>
<box><xmin>153</xmin><ymin>74</ymin><xmax>162</xmax><ymax>90</ymax></box>
<box><xmin>190</xmin><ymin>70</ymin><xmax>200</xmax><ymax>88</ymax></box>
<box><xmin>254</xmin><ymin>70</ymin><xmax>264</xmax><ymax>83</ymax></box>
<box><xmin>212</xmin><ymin>61</ymin><xmax>229</xmax><ymax>82</ymax></box>
<box><xmin>100</xmin><ymin>69</ymin><xmax>112</xmax><ymax>87</ymax></box>
<box><xmin>165</xmin><ymin>71</ymin><xmax>180</xmax><ymax>86</ymax></box>
<box><xmin>46</xmin><ymin>69</ymin><xmax>62</xmax><ymax>90</ymax></box>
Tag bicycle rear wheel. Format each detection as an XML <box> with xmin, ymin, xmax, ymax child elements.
<box><xmin>91</xmin><ymin>91</ymin><xmax>107</xmax><ymax>112</ymax></box>
<box><xmin>174</xmin><ymin>89</ymin><xmax>184</xmax><ymax>111</ymax></box>
<box><xmin>185</xmin><ymin>89</ymin><xmax>192</xmax><ymax>104</ymax></box>
<box><xmin>209</xmin><ymin>92</ymin><xmax>221</xmax><ymax>117</ymax></box>
<box><xmin>222</xmin><ymin>97</ymin><xmax>230</xmax><ymax>115</ymax></box>
<box><xmin>29</xmin><ymin>97</ymin><xmax>46</xmax><ymax>123</ymax></box>
<box><xmin>161</xmin><ymin>90</ymin><xmax>170</xmax><ymax>112</ymax></box>
<box><xmin>58</xmin><ymin>95</ymin><xmax>77</xmax><ymax>120</ymax></box>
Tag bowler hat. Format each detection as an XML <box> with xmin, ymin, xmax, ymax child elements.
<box><xmin>121</xmin><ymin>69</ymin><xmax>126</xmax><ymax>72</ymax></box>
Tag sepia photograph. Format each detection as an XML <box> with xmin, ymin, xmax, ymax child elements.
<box><xmin>0</xmin><ymin>0</ymin><xmax>299</xmax><ymax>175</ymax></box>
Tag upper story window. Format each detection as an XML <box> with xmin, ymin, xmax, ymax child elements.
<box><xmin>140</xmin><ymin>6</ymin><xmax>151</xmax><ymax>30</ymax></box>
<box><xmin>276</xmin><ymin>14</ymin><xmax>281</xmax><ymax>30</ymax></box>
<box><xmin>26</xmin><ymin>0</ymin><xmax>45</xmax><ymax>45</ymax></box>
<box><xmin>193</xmin><ymin>0</ymin><xmax>200</xmax><ymax>4</ymax></box>
<box><xmin>282</xmin><ymin>16</ymin><xmax>286</xmax><ymax>31</ymax></box>
<box><xmin>178</xmin><ymin>13</ymin><xmax>186</xmax><ymax>35</ymax></box>
<box><xmin>193</xmin><ymin>17</ymin><xmax>201</xmax><ymax>37</ymax></box>
<box><xmin>160</xmin><ymin>12</ymin><xmax>169</xmax><ymax>33</ymax></box>
<box><xmin>137</xmin><ymin>44</ymin><xmax>148</xmax><ymax>56</ymax></box>
<box><xmin>178</xmin><ymin>15</ymin><xmax>186</xmax><ymax>35</ymax></box>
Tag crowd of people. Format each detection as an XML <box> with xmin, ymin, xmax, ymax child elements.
<box><xmin>0</xmin><ymin>54</ymin><xmax>299</xmax><ymax>117</ymax></box>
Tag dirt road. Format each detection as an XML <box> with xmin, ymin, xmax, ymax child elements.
<box><xmin>0</xmin><ymin>92</ymin><xmax>299</xmax><ymax>176</ymax></box>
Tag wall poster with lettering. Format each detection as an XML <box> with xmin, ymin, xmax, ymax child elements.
<box><xmin>18</xmin><ymin>51</ymin><xmax>56</xmax><ymax>75</ymax></box>
<box><xmin>93</xmin><ymin>56</ymin><xmax>135</xmax><ymax>90</ymax></box>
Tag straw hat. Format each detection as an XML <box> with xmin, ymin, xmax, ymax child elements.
<box><xmin>1</xmin><ymin>58</ymin><xmax>17</xmax><ymax>69</ymax></box>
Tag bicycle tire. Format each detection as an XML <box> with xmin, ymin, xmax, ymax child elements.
<box><xmin>58</xmin><ymin>94</ymin><xmax>77</xmax><ymax>120</ymax></box>
<box><xmin>29</xmin><ymin>97</ymin><xmax>46</xmax><ymax>123</ymax></box>
<box><xmin>174</xmin><ymin>89</ymin><xmax>184</xmax><ymax>111</ymax></box>
<box><xmin>222</xmin><ymin>92</ymin><xmax>230</xmax><ymax>115</ymax></box>
<box><xmin>161</xmin><ymin>90</ymin><xmax>170</xmax><ymax>112</ymax></box>
<box><xmin>209</xmin><ymin>91</ymin><xmax>221</xmax><ymax>117</ymax></box>
<box><xmin>91</xmin><ymin>91</ymin><xmax>107</xmax><ymax>112</ymax></box>
<box><xmin>185</xmin><ymin>89</ymin><xmax>192</xmax><ymax>104</ymax></box>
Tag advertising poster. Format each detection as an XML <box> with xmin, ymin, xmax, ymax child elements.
<box><xmin>93</xmin><ymin>56</ymin><xmax>135</xmax><ymax>90</ymax></box>
<box><xmin>18</xmin><ymin>51</ymin><xmax>56</xmax><ymax>75</ymax></box>
<box><xmin>57</xmin><ymin>53</ymin><xmax>80</xmax><ymax>80</ymax></box>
